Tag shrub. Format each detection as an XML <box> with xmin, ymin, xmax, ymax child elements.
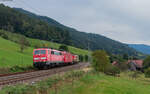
<box><xmin>92</xmin><ymin>50</ymin><xmax>110</xmax><ymax>72</ymax></box>
<box><xmin>19</xmin><ymin>36</ymin><xmax>30</xmax><ymax>53</ymax></box>
<box><xmin>65</xmin><ymin>71</ymin><xmax>85</xmax><ymax>79</ymax></box>
<box><xmin>36</xmin><ymin>81</ymin><xmax>49</xmax><ymax>94</ymax></box>
<box><xmin>117</xmin><ymin>62</ymin><xmax>128</xmax><ymax>72</ymax></box>
<box><xmin>143</xmin><ymin>56</ymin><xmax>150</xmax><ymax>69</ymax></box>
<box><xmin>84</xmin><ymin>55</ymin><xmax>89</xmax><ymax>62</ymax></box>
<box><xmin>34</xmin><ymin>43</ymin><xmax>42</xmax><ymax>48</ymax></box>
<box><xmin>10</xmin><ymin>66</ymin><xmax>34</xmax><ymax>72</ymax></box>
<box><xmin>59</xmin><ymin>44</ymin><xmax>69</xmax><ymax>51</ymax></box>
<box><xmin>2</xmin><ymin>85</ymin><xmax>36</xmax><ymax>94</ymax></box>
<box><xmin>105</xmin><ymin>65</ymin><xmax>120</xmax><ymax>76</ymax></box>
<box><xmin>145</xmin><ymin>67</ymin><xmax>150</xmax><ymax>78</ymax></box>
<box><xmin>79</xmin><ymin>55</ymin><xmax>84</xmax><ymax>62</ymax></box>
<box><xmin>0</xmin><ymin>32</ymin><xmax>8</xmax><ymax>39</ymax></box>
<box><xmin>128</xmin><ymin>71</ymin><xmax>141</xmax><ymax>79</ymax></box>
<box><xmin>10</xmin><ymin>66</ymin><xmax>24</xmax><ymax>72</ymax></box>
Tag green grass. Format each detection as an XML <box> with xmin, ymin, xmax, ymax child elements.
<box><xmin>0</xmin><ymin>37</ymin><xmax>33</xmax><ymax>68</ymax></box>
<box><xmin>0</xmin><ymin>34</ymin><xmax>88</xmax><ymax>68</ymax></box>
<box><xmin>1</xmin><ymin>71</ymin><xmax>150</xmax><ymax>94</ymax></box>
<box><xmin>54</xmin><ymin>72</ymin><xmax>150</xmax><ymax>94</ymax></box>
<box><xmin>29</xmin><ymin>38</ymin><xmax>89</xmax><ymax>55</ymax></box>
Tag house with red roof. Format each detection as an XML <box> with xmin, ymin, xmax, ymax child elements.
<box><xmin>112</xmin><ymin>60</ymin><xmax>143</xmax><ymax>71</ymax></box>
<box><xmin>127</xmin><ymin>60</ymin><xmax>143</xmax><ymax>68</ymax></box>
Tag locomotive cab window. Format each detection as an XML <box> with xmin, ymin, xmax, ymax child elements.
<box><xmin>34</xmin><ymin>50</ymin><xmax>46</xmax><ymax>55</ymax></box>
<box><xmin>51</xmin><ymin>51</ymin><xmax>54</xmax><ymax>54</ymax></box>
<box><xmin>51</xmin><ymin>51</ymin><xmax>61</xmax><ymax>55</ymax></box>
<box><xmin>41</xmin><ymin>50</ymin><xmax>46</xmax><ymax>54</ymax></box>
<box><xmin>34</xmin><ymin>50</ymin><xmax>40</xmax><ymax>55</ymax></box>
<box><xmin>54</xmin><ymin>51</ymin><xmax>59</xmax><ymax>55</ymax></box>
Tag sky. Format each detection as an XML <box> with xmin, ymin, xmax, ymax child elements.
<box><xmin>1</xmin><ymin>0</ymin><xmax>150</xmax><ymax>45</ymax></box>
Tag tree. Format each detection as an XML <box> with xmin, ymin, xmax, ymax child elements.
<box><xmin>92</xmin><ymin>50</ymin><xmax>110</xmax><ymax>72</ymax></box>
<box><xmin>117</xmin><ymin>62</ymin><xmax>128</xmax><ymax>71</ymax></box>
<box><xmin>19</xmin><ymin>36</ymin><xmax>29</xmax><ymax>53</ymax></box>
<box><xmin>143</xmin><ymin>56</ymin><xmax>150</xmax><ymax>69</ymax></box>
<box><xmin>84</xmin><ymin>55</ymin><xmax>89</xmax><ymax>62</ymax></box>
<box><xmin>145</xmin><ymin>67</ymin><xmax>150</xmax><ymax>78</ymax></box>
<box><xmin>105</xmin><ymin>65</ymin><xmax>120</xmax><ymax>76</ymax></box>
<box><xmin>59</xmin><ymin>44</ymin><xmax>69</xmax><ymax>52</ymax></box>
<box><xmin>34</xmin><ymin>43</ymin><xmax>42</xmax><ymax>48</ymax></box>
<box><xmin>123</xmin><ymin>54</ymin><xmax>129</xmax><ymax>60</ymax></box>
<box><xmin>79</xmin><ymin>55</ymin><xmax>84</xmax><ymax>62</ymax></box>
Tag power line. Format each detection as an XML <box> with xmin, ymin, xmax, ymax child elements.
<box><xmin>17</xmin><ymin>0</ymin><xmax>42</xmax><ymax>14</ymax></box>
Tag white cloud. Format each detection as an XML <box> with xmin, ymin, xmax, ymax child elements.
<box><xmin>1</xmin><ymin>0</ymin><xmax>150</xmax><ymax>45</ymax></box>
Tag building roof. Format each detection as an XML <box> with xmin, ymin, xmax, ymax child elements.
<box><xmin>112</xmin><ymin>60</ymin><xmax>144</xmax><ymax>68</ymax></box>
<box><xmin>127</xmin><ymin>60</ymin><xmax>143</xmax><ymax>68</ymax></box>
<box><xmin>112</xmin><ymin>61</ymin><xmax>118</xmax><ymax>66</ymax></box>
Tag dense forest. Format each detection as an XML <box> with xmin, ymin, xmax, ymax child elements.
<box><xmin>0</xmin><ymin>4</ymin><xmax>71</xmax><ymax>45</ymax></box>
<box><xmin>0</xmin><ymin>4</ymin><xmax>139</xmax><ymax>56</ymax></box>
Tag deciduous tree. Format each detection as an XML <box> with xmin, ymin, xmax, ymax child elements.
<box><xmin>92</xmin><ymin>50</ymin><xmax>110</xmax><ymax>72</ymax></box>
<box><xmin>19</xmin><ymin>36</ymin><xmax>29</xmax><ymax>53</ymax></box>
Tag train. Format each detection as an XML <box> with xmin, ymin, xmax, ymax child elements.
<box><xmin>33</xmin><ymin>48</ymin><xmax>79</xmax><ymax>69</ymax></box>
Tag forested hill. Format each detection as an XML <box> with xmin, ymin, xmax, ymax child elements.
<box><xmin>0</xmin><ymin>4</ymin><xmax>139</xmax><ymax>55</ymax></box>
<box><xmin>129</xmin><ymin>44</ymin><xmax>150</xmax><ymax>55</ymax></box>
<box><xmin>0</xmin><ymin>4</ymin><xmax>71</xmax><ymax>45</ymax></box>
<box><xmin>14</xmin><ymin>8</ymin><xmax>139</xmax><ymax>56</ymax></box>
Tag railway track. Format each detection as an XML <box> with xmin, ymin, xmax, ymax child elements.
<box><xmin>0</xmin><ymin>63</ymin><xmax>89</xmax><ymax>87</ymax></box>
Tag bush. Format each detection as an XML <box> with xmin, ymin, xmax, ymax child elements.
<box><xmin>84</xmin><ymin>55</ymin><xmax>89</xmax><ymax>62</ymax></box>
<box><xmin>64</xmin><ymin>71</ymin><xmax>85</xmax><ymax>79</ymax></box>
<box><xmin>0</xmin><ymin>31</ymin><xmax>9</xmax><ymax>40</ymax></box>
<box><xmin>2</xmin><ymin>85</ymin><xmax>36</xmax><ymax>94</ymax></box>
<box><xmin>143</xmin><ymin>56</ymin><xmax>150</xmax><ymax>69</ymax></box>
<box><xmin>129</xmin><ymin>71</ymin><xmax>141</xmax><ymax>79</ymax></box>
<box><xmin>36</xmin><ymin>81</ymin><xmax>49</xmax><ymax>94</ymax></box>
<box><xmin>59</xmin><ymin>44</ymin><xmax>69</xmax><ymax>51</ymax></box>
<box><xmin>10</xmin><ymin>66</ymin><xmax>34</xmax><ymax>72</ymax></box>
<box><xmin>34</xmin><ymin>43</ymin><xmax>42</xmax><ymax>48</ymax></box>
<box><xmin>117</xmin><ymin>62</ymin><xmax>128</xmax><ymax>72</ymax></box>
<box><xmin>105</xmin><ymin>65</ymin><xmax>120</xmax><ymax>76</ymax></box>
<box><xmin>92</xmin><ymin>50</ymin><xmax>110</xmax><ymax>72</ymax></box>
<box><xmin>145</xmin><ymin>67</ymin><xmax>150</xmax><ymax>78</ymax></box>
<box><xmin>79</xmin><ymin>55</ymin><xmax>84</xmax><ymax>62</ymax></box>
<box><xmin>19</xmin><ymin>36</ymin><xmax>30</xmax><ymax>53</ymax></box>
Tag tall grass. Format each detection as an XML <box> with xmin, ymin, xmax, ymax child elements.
<box><xmin>0</xmin><ymin>70</ymin><xmax>85</xmax><ymax>94</ymax></box>
<box><xmin>1</xmin><ymin>71</ymin><xmax>150</xmax><ymax>94</ymax></box>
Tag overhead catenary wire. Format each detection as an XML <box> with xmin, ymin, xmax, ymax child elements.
<box><xmin>15</xmin><ymin>0</ymin><xmax>42</xmax><ymax>15</ymax></box>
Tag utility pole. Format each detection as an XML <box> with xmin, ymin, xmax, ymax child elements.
<box><xmin>88</xmin><ymin>37</ymin><xmax>92</xmax><ymax>64</ymax></box>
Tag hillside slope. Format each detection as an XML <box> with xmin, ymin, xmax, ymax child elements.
<box><xmin>0</xmin><ymin>4</ymin><xmax>139</xmax><ymax>56</ymax></box>
<box><xmin>0</xmin><ymin>4</ymin><xmax>71</xmax><ymax>45</ymax></box>
<box><xmin>0</xmin><ymin>37</ymin><xmax>33</xmax><ymax>67</ymax></box>
<box><xmin>14</xmin><ymin>8</ymin><xmax>139</xmax><ymax>56</ymax></box>
<box><xmin>129</xmin><ymin>44</ymin><xmax>150</xmax><ymax>55</ymax></box>
<box><xmin>0</xmin><ymin>30</ymin><xmax>88</xmax><ymax>68</ymax></box>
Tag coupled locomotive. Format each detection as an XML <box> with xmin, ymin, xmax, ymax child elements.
<box><xmin>33</xmin><ymin>48</ymin><xmax>79</xmax><ymax>69</ymax></box>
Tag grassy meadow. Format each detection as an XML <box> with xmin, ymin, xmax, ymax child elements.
<box><xmin>51</xmin><ymin>72</ymin><xmax>150</xmax><ymax>94</ymax></box>
<box><xmin>29</xmin><ymin>38</ymin><xmax>89</xmax><ymax>55</ymax></box>
<box><xmin>0</xmin><ymin>37</ymin><xmax>33</xmax><ymax>68</ymax></box>
<box><xmin>0</xmin><ymin>31</ymin><xmax>88</xmax><ymax>68</ymax></box>
<box><xmin>1</xmin><ymin>71</ymin><xmax>150</xmax><ymax>94</ymax></box>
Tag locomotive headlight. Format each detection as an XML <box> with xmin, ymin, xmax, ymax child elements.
<box><xmin>34</xmin><ymin>58</ymin><xmax>39</xmax><ymax>60</ymax></box>
<box><xmin>41</xmin><ymin>57</ymin><xmax>46</xmax><ymax>60</ymax></box>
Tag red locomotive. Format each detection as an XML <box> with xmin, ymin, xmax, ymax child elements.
<box><xmin>33</xmin><ymin>48</ymin><xmax>79</xmax><ymax>69</ymax></box>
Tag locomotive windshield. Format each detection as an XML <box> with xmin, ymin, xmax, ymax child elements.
<box><xmin>34</xmin><ymin>50</ymin><xmax>46</xmax><ymax>55</ymax></box>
